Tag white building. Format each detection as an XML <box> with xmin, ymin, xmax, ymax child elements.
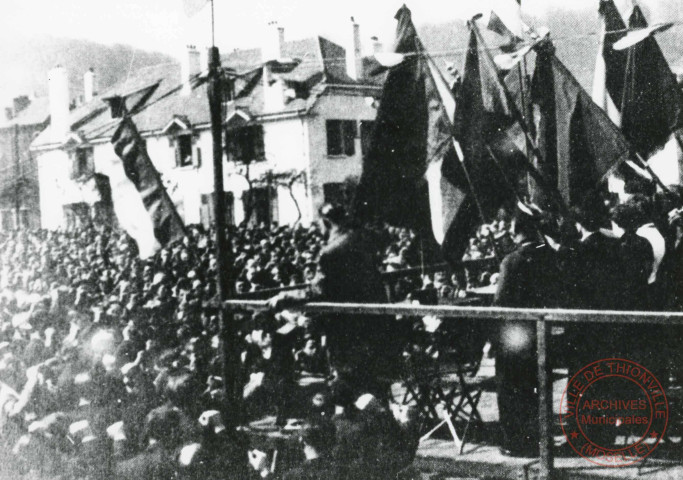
<box><xmin>31</xmin><ymin>20</ymin><xmax>384</xmax><ymax>231</ymax></box>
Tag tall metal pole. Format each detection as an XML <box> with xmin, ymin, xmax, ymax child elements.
<box><xmin>208</xmin><ymin>44</ymin><xmax>238</xmax><ymax>427</ymax></box>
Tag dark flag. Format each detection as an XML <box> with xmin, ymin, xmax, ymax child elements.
<box><xmin>451</xmin><ymin>25</ymin><xmax>527</xmax><ymax>213</ymax></box>
<box><xmin>621</xmin><ymin>5</ymin><xmax>683</xmax><ymax>158</ymax></box>
<box><xmin>111</xmin><ymin>116</ymin><xmax>186</xmax><ymax>257</ymax></box>
<box><xmin>354</xmin><ymin>7</ymin><xmax>527</xmax><ymax>264</ymax></box>
<box><xmin>532</xmin><ymin>45</ymin><xmax>631</xmax><ymax>206</ymax></box>
<box><xmin>354</xmin><ymin>6</ymin><xmax>464</xmax><ymax>249</ymax></box>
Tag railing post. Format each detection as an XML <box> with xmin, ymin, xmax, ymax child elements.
<box><xmin>537</xmin><ymin>317</ymin><xmax>554</xmax><ymax>479</ymax></box>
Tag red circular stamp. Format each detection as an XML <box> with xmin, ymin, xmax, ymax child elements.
<box><xmin>559</xmin><ymin>358</ymin><xmax>668</xmax><ymax>467</ymax></box>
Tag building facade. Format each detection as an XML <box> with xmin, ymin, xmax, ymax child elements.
<box><xmin>31</xmin><ymin>20</ymin><xmax>383</xmax><ymax>232</ymax></box>
<box><xmin>0</xmin><ymin>96</ymin><xmax>49</xmax><ymax>230</ymax></box>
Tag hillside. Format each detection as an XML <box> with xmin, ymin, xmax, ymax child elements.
<box><xmin>0</xmin><ymin>35</ymin><xmax>174</xmax><ymax>108</ymax></box>
<box><xmin>417</xmin><ymin>3</ymin><xmax>682</xmax><ymax>91</ymax></box>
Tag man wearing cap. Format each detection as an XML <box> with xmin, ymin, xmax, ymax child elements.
<box><xmin>494</xmin><ymin>204</ymin><xmax>560</xmax><ymax>457</ymax></box>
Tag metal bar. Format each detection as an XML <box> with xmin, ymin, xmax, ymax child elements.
<box><xmin>224</xmin><ymin>300</ymin><xmax>683</xmax><ymax>325</ymax></box>
<box><xmin>537</xmin><ymin>318</ymin><xmax>554</xmax><ymax>480</ymax></box>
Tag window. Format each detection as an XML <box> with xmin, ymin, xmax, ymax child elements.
<box><xmin>175</xmin><ymin>134</ymin><xmax>193</xmax><ymax>167</ymax></box>
<box><xmin>226</xmin><ymin>126</ymin><xmax>265</xmax><ymax>163</ymax></box>
<box><xmin>70</xmin><ymin>147</ymin><xmax>94</xmax><ymax>180</ymax></box>
<box><xmin>360</xmin><ymin>120</ymin><xmax>375</xmax><ymax>157</ymax></box>
<box><xmin>200</xmin><ymin>192</ymin><xmax>234</xmax><ymax>227</ymax></box>
<box><xmin>326</xmin><ymin>120</ymin><xmax>357</xmax><ymax>156</ymax></box>
<box><xmin>244</xmin><ymin>187</ymin><xmax>276</xmax><ymax>225</ymax></box>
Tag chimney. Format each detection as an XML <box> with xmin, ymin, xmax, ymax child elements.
<box><xmin>48</xmin><ymin>65</ymin><xmax>70</xmax><ymax>143</ymax></box>
<box><xmin>346</xmin><ymin>17</ymin><xmax>363</xmax><ymax>81</ymax></box>
<box><xmin>262</xmin><ymin>21</ymin><xmax>284</xmax><ymax>63</ymax></box>
<box><xmin>262</xmin><ymin>64</ymin><xmax>285</xmax><ymax>112</ymax></box>
<box><xmin>13</xmin><ymin>96</ymin><xmax>30</xmax><ymax>116</ymax></box>
<box><xmin>371</xmin><ymin>36</ymin><xmax>383</xmax><ymax>55</ymax></box>
<box><xmin>84</xmin><ymin>68</ymin><xmax>96</xmax><ymax>103</ymax></box>
<box><xmin>181</xmin><ymin>45</ymin><xmax>201</xmax><ymax>96</ymax></box>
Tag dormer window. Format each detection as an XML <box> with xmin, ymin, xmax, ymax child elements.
<box><xmin>70</xmin><ymin>147</ymin><xmax>94</xmax><ymax>180</ymax></box>
<box><xmin>226</xmin><ymin>126</ymin><xmax>265</xmax><ymax>163</ymax></box>
<box><xmin>163</xmin><ymin>116</ymin><xmax>200</xmax><ymax>169</ymax></box>
<box><xmin>175</xmin><ymin>134</ymin><xmax>193</xmax><ymax>167</ymax></box>
<box><xmin>63</xmin><ymin>133</ymin><xmax>94</xmax><ymax>180</ymax></box>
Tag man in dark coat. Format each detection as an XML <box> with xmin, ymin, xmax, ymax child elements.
<box><xmin>567</xmin><ymin>201</ymin><xmax>624</xmax><ymax>367</ymax></box>
<box><xmin>268</xmin><ymin>204</ymin><xmax>400</xmax><ymax>397</ymax></box>
<box><xmin>494</xmin><ymin>204</ymin><xmax>560</xmax><ymax>457</ymax></box>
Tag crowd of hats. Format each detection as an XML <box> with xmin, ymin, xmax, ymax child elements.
<box><xmin>0</xmin><ymin>220</ymin><xmax>506</xmax><ymax>479</ymax></box>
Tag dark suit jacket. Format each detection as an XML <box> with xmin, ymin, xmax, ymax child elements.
<box><xmin>573</xmin><ymin>232</ymin><xmax>624</xmax><ymax>311</ymax></box>
<box><xmin>308</xmin><ymin>228</ymin><xmax>400</xmax><ymax>375</ymax></box>
<box><xmin>312</xmin><ymin>228</ymin><xmax>385</xmax><ymax>304</ymax></box>
<box><xmin>494</xmin><ymin>241</ymin><xmax>560</xmax><ymax>309</ymax></box>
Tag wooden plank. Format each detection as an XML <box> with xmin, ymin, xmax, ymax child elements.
<box><xmin>224</xmin><ymin>300</ymin><xmax>683</xmax><ymax>325</ymax></box>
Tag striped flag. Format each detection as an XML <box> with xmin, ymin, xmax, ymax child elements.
<box><xmin>182</xmin><ymin>0</ymin><xmax>210</xmax><ymax>17</ymax></box>
<box><xmin>355</xmin><ymin>7</ymin><xmax>528</xmax><ymax>265</ymax></box>
<box><xmin>110</xmin><ymin>117</ymin><xmax>186</xmax><ymax>258</ymax></box>
<box><xmin>592</xmin><ymin>0</ymin><xmax>627</xmax><ymax>126</ymax></box>
<box><xmin>354</xmin><ymin>6</ymin><xmax>458</xmax><ymax>246</ymax></box>
<box><xmin>488</xmin><ymin>0</ymin><xmax>525</xmax><ymax>52</ymax></box>
<box><xmin>533</xmin><ymin>46</ymin><xmax>631</xmax><ymax>206</ymax></box>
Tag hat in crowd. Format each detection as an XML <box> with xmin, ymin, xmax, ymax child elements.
<box><xmin>198</xmin><ymin>410</ymin><xmax>226</xmax><ymax>434</ymax></box>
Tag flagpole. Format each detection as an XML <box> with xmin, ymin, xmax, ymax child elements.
<box><xmin>207</xmin><ymin>0</ymin><xmax>240</xmax><ymax>428</ymax></box>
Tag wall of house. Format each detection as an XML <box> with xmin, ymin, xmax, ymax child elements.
<box><xmin>0</xmin><ymin>124</ymin><xmax>44</xmax><ymax>230</ymax></box>
<box><xmin>37</xmin><ymin>149</ymin><xmax>71</xmax><ymax>230</ymax></box>
<box><xmin>306</xmin><ymin>91</ymin><xmax>378</xmax><ymax>218</ymax></box>
<box><xmin>221</xmin><ymin>117</ymin><xmax>310</xmax><ymax>225</ymax></box>
<box><xmin>36</xmin><ymin>91</ymin><xmax>376</xmax><ymax>232</ymax></box>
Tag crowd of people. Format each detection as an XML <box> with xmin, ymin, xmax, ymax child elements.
<box><xmin>3</xmin><ymin>180</ymin><xmax>678</xmax><ymax>476</ymax></box>
<box><xmin>493</xmin><ymin>184</ymin><xmax>683</xmax><ymax>456</ymax></box>
<box><xmin>0</xmin><ymin>215</ymin><xmax>507</xmax><ymax>479</ymax></box>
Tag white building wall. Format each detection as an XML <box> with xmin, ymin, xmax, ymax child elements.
<box><xmin>306</xmin><ymin>92</ymin><xmax>378</xmax><ymax>218</ymax></box>
<box><xmin>36</xmin><ymin>90</ymin><xmax>376</xmax><ymax>231</ymax></box>
<box><xmin>37</xmin><ymin>149</ymin><xmax>70</xmax><ymax>230</ymax></box>
<box><xmin>222</xmin><ymin>117</ymin><xmax>311</xmax><ymax>225</ymax></box>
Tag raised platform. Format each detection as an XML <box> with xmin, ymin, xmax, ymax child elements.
<box><xmin>416</xmin><ymin>439</ymin><xmax>683</xmax><ymax>479</ymax></box>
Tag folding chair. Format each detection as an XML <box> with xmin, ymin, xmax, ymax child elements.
<box><xmin>397</xmin><ymin>337</ymin><xmax>444</xmax><ymax>430</ymax></box>
<box><xmin>429</xmin><ymin>310</ymin><xmax>496</xmax><ymax>453</ymax></box>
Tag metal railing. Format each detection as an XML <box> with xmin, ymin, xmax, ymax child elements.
<box><xmin>224</xmin><ymin>300</ymin><xmax>683</xmax><ymax>480</ymax></box>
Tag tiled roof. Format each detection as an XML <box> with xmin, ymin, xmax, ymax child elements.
<box><xmin>0</xmin><ymin>97</ymin><xmax>50</xmax><ymax>129</ymax></box>
<box><xmin>32</xmin><ymin>37</ymin><xmax>380</xmax><ymax>149</ymax></box>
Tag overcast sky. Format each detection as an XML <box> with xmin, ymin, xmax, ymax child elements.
<box><xmin>1</xmin><ymin>0</ymin><xmax>680</xmax><ymax>60</ymax></box>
